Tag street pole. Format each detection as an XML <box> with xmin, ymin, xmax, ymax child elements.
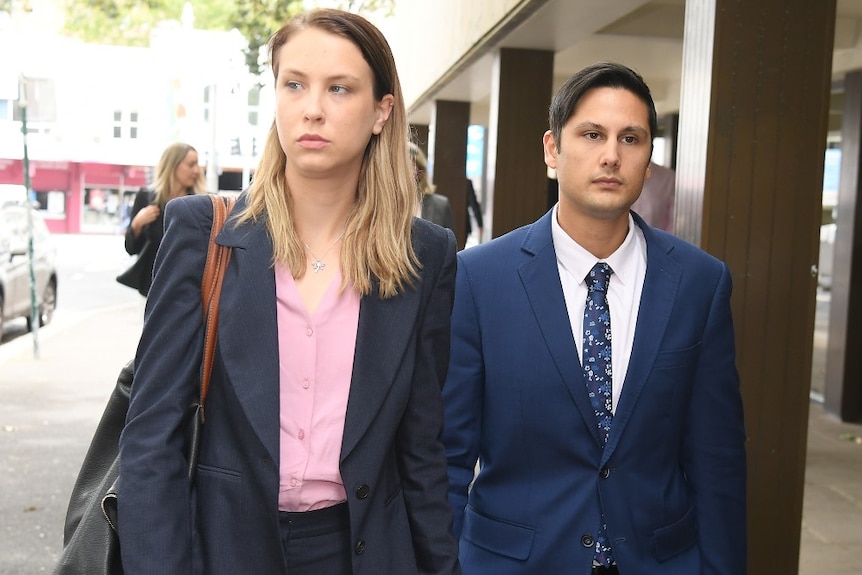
<box><xmin>18</xmin><ymin>75</ymin><xmax>39</xmax><ymax>359</ymax></box>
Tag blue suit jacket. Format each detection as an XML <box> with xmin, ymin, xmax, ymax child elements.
<box><xmin>443</xmin><ymin>209</ymin><xmax>747</xmax><ymax>575</ymax></box>
<box><xmin>119</xmin><ymin>193</ymin><xmax>461</xmax><ymax>575</ymax></box>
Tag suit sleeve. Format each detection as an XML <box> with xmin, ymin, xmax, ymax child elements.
<box><xmin>396</xmin><ymin>228</ymin><xmax>462</xmax><ymax>575</ymax></box>
<box><xmin>681</xmin><ymin>262</ymin><xmax>747</xmax><ymax>574</ymax></box>
<box><xmin>118</xmin><ymin>196</ymin><xmax>213</xmax><ymax>574</ymax></box>
<box><xmin>441</xmin><ymin>253</ymin><xmax>485</xmax><ymax>537</ymax></box>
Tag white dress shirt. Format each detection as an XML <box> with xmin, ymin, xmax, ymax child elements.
<box><xmin>551</xmin><ymin>205</ymin><xmax>648</xmax><ymax>412</ymax></box>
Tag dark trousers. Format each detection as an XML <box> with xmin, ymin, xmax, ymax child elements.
<box><xmin>279</xmin><ymin>502</ymin><xmax>352</xmax><ymax>575</ymax></box>
<box><xmin>592</xmin><ymin>566</ymin><xmax>620</xmax><ymax>574</ymax></box>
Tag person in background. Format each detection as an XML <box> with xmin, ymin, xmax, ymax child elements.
<box><xmin>442</xmin><ymin>61</ymin><xmax>746</xmax><ymax>574</ymax></box>
<box><xmin>410</xmin><ymin>142</ymin><xmax>455</xmax><ymax>231</ymax></box>
<box><xmin>120</xmin><ymin>142</ymin><xmax>204</xmax><ymax>296</ymax></box>
<box><xmin>465</xmin><ymin>177</ymin><xmax>484</xmax><ymax>241</ymax></box>
<box><xmin>631</xmin><ymin>159</ymin><xmax>675</xmax><ymax>233</ymax></box>
<box><xmin>119</xmin><ymin>8</ymin><xmax>461</xmax><ymax>575</ymax></box>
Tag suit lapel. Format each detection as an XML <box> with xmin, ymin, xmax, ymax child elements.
<box><xmin>519</xmin><ymin>212</ymin><xmax>603</xmax><ymax>445</ymax></box>
<box><xmin>340</xmin><ymin>280</ymin><xmax>420</xmax><ymax>461</ymax></box>
<box><xmin>214</xmin><ymin>202</ymin><xmax>281</xmax><ymax>464</ymax></box>
<box><xmin>602</xmin><ymin>219</ymin><xmax>681</xmax><ymax>463</ymax></box>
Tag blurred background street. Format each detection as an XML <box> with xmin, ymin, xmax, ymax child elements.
<box><xmin>0</xmin><ymin>233</ymin><xmax>142</xmax><ymax>574</ymax></box>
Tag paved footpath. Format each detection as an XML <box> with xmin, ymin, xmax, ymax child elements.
<box><xmin>0</xmin><ymin>303</ymin><xmax>142</xmax><ymax>574</ymax></box>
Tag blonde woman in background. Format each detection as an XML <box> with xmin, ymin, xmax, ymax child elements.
<box><xmin>118</xmin><ymin>142</ymin><xmax>204</xmax><ymax>297</ymax></box>
<box><xmin>119</xmin><ymin>8</ymin><xmax>460</xmax><ymax>575</ymax></box>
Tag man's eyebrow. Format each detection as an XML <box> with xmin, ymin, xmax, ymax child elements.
<box><xmin>572</xmin><ymin>121</ymin><xmax>649</xmax><ymax>136</ymax></box>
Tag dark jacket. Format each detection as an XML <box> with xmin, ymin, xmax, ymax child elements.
<box><xmin>118</xmin><ymin>193</ymin><xmax>461</xmax><ymax>575</ymax></box>
<box><xmin>120</xmin><ymin>189</ymin><xmax>160</xmax><ymax>296</ymax></box>
<box><xmin>421</xmin><ymin>193</ymin><xmax>455</xmax><ymax>232</ymax></box>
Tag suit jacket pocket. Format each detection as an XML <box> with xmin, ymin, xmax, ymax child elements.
<box><xmin>652</xmin><ymin>505</ymin><xmax>698</xmax><ymax>562</ymax></box>
<box><xmin>462</xmin><ymin>505</ymin><xmax>535</xmax><ymax>560</ymax></box>
<box><xmin>650</xmin><ymin>341</ymin><xmax>701</xmax><ymax>371</ymax></box>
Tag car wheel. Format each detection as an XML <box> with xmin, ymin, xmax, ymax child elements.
<box><xmin>39</xmin><ymin>280</ymin><xmax>56</xmax><ymax>327</ymax></box>
<box><xmin>27</xmin><ymin>280</ymin><xmax>56</xmax><ymax>331</ymax></box>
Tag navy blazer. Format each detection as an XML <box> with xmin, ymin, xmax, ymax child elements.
<box><xmin>443</xmin><ymin>209</ymin><xmax>747</xmax><ymax>575</ymax></box>
<box><xmin>119</xmin><ymin>193</ymin><xmax>461</xmax><ymax>575</ymax></box>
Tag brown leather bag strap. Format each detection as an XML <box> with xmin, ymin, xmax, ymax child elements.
<box><xmin>199</xmin><ymin>194</ymin><xmax>235</xmax><ymax>421</ymax></box>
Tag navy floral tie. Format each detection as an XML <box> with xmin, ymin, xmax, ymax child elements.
<box><xmin>583</xmin><ymin>262</ymin><xmax>615</xmax><ymax>566</ymax></box>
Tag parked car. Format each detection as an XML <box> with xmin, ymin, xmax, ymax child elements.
<box><xmin>0</xmin><ymin>202</ymin><xmax>58</xmax><ymax>342</ymax></box>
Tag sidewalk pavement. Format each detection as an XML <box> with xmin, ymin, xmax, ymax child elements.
<box><xmin>1</xmin><ymin>301</ymin><xmax>860</xmax><ymax>573</ymax></box>
<box><xmin>0</xmin><ymin>303</ymin><xmax>142</xmax><ymax>574</ymax></box>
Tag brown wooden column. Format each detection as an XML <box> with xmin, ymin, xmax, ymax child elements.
<box><xmin>676</xmin><ymin>0</ymin><xmax>836</xmax><ymax>572</ymax></box>
<box><xmin>825</xmin><ymin>71</ymin><xmax>862</xmax><ymax>422</ymax></box>
<box><xmin>429</xmin><ymin>100</ymin><xmax>470</xmax><ymax>248</ymax></box>
<box><xmin>486</xmin><ymin>48</ymin><xmax>553</xmax><ymax>238</ymax></box>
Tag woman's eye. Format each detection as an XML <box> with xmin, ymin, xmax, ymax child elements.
<box><xmin>330</xmin><ymin>85</ymin><xmax>348</xmax><ymax>94</ymax></box>
<box><xmin>286</xmin><ymin>81</ymin><xmax>302</xmax><ymax>90</ymax></box>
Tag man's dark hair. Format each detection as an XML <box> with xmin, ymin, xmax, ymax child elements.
<box><xmin>548</xmin><ymin>62</ymin><xmax>657</xmax><ymax>151</ymax></box>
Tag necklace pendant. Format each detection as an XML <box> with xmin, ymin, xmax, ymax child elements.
<box><xmin>311</xmin><ymin>260</ymin><xmax>326</xmax><ymax>273</ymax></box>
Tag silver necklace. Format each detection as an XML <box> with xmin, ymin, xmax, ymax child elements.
<box><xmin>303</xmin><ymin>231</ymin><xmax>345</xmax><ymax>273</ymax></box>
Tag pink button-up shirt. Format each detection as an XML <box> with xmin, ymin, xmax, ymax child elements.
<box><xmin>274</xmin><ymin>266</ymin><xmax>360</xmax><ymax>511</ymax></box>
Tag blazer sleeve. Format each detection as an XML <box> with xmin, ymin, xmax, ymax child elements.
<box><xmin>118</xmin><ymin>195</ymin><xmax>213</xmax><ymax>574</ymax></box>
<box><xmin>441</xmin><ymin>252</ymin><xmax>485</xmax><ymax>537</ymax></box>
<box><xmin>124</xmin><ymin>190</ymin><xmax>153</xmax><ymax>256</ymax></box>
<box><xmin>397</xmin><ymin>226</ymin><xmax>462</xmax><ymax>575</ymax></box>
<box><xmin>681</xmin><ymin>262</ymin><xmax>748</xmax><ymax>574</ymax></box>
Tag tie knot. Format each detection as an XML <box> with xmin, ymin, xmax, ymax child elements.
<box><xmin>586</xmin><ymin>262</ymin><xmax>612</xmax><ymax>293</ymax></box>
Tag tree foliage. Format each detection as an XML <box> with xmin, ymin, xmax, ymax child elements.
<box><xmin>60</xmin><ymin>0</ymin><xmax>395</xmax><ymax>73</ymax></box>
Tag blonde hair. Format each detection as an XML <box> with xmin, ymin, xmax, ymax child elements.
<box><xmin>408</xmin><ymin>142</ymin><xmax>435</xmax><ymax>197</ymax></box>
<box><xmin>235</xmin><ymin>9</ymin><xmax>418</xmax><ymax>298</ymax></box>
<box><xmin>150</xmin><ymin>142</ymin><xmax>204</xmax><ymax>206</ymax></box>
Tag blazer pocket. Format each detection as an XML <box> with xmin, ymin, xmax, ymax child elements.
<box><xmin>652</xmin><ymin>506</ymin><xmax>698</xmax><ymax>562</ymax></box>
<box><xmin>650</xmin><ymin>341</ymin><xmax>701</xmax><ymax>371</ymax></box>
<box><xmin>462</xmin><ymin>505</ymin><xmax>535</xmax><ymax>560</ymax></box>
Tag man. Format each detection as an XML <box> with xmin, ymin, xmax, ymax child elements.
<box><xmin>442</xmin><ymin>62</ymin><xmax>747</xmax><ymax>575</ymax></box>
<box><xmin>631</xmin><ymin>160</ymin><xmax>675</xmax><ymax>233</ymax></box>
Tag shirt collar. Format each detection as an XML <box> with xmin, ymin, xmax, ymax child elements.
<box><xmin>551</xmin><ymin>204</ymin><xmax>640</xmax><ymax>287</ymax></box>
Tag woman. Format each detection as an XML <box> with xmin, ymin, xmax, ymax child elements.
<box><xmin>118</xmin><ymin>8</ymin><xmax>461</xmax><ymax>575</ymax></box>
<box><xmin>410</xmin><ymin>142</ymin><xmax>455</xmax><ymax>231</ymax></box>
<box><xmin>118</xmin><ymin>142</ymin><xmax>203</xmax><ymax>296</ymax></box>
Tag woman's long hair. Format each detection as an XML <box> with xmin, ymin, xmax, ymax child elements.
<box><xmin>408</xmin><ymin>142</ymin><xmax>435</xmax><ymax>197</ymax></box>
<box><xmin>235</xmin><ymin>8</ymin><xmax>418</xmax><ymax>298</ymax></box>
<box><xmin>150</xmin><ymin>142</ymin><xmax>204</xmax><ymax>206</ymax></box>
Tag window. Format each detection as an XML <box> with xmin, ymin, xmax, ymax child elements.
<box><xmin>0</xmin><ymin>99</ymin><xmax>10</xmax><ymax>121</ymax></box>
<box><xmin>33</xmin><ymin>190</ymin><xmax>66</xmax><ymax>218</ymax></box>
<box><xmin>247</xmin><ymin>84</ymin><xmax>261</xmax><ymax>127</ymax></box>
<box><xmin>112</xmin><ymin>109</ymin><xmax>139</xmax><ymax>139</ymax></box>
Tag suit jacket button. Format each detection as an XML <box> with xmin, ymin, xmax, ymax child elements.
<box><xmin>581</xmin><ymin>534</ymin><xmax>594</xmax><ymax>548</ymax></box>
<box><xmin>355</xmin><ymin>484</ymin><xmax>370</xmax><ymax>499</ymax></box>
<box><xmin>354</xmin><ymin>540</ymin><xmax>366</xmax><ymax>555</ymax></box>
<box><xmin>600</xmin><ymin>466</ymin><xmax>610</xmax><ymax>479</ymax></box>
